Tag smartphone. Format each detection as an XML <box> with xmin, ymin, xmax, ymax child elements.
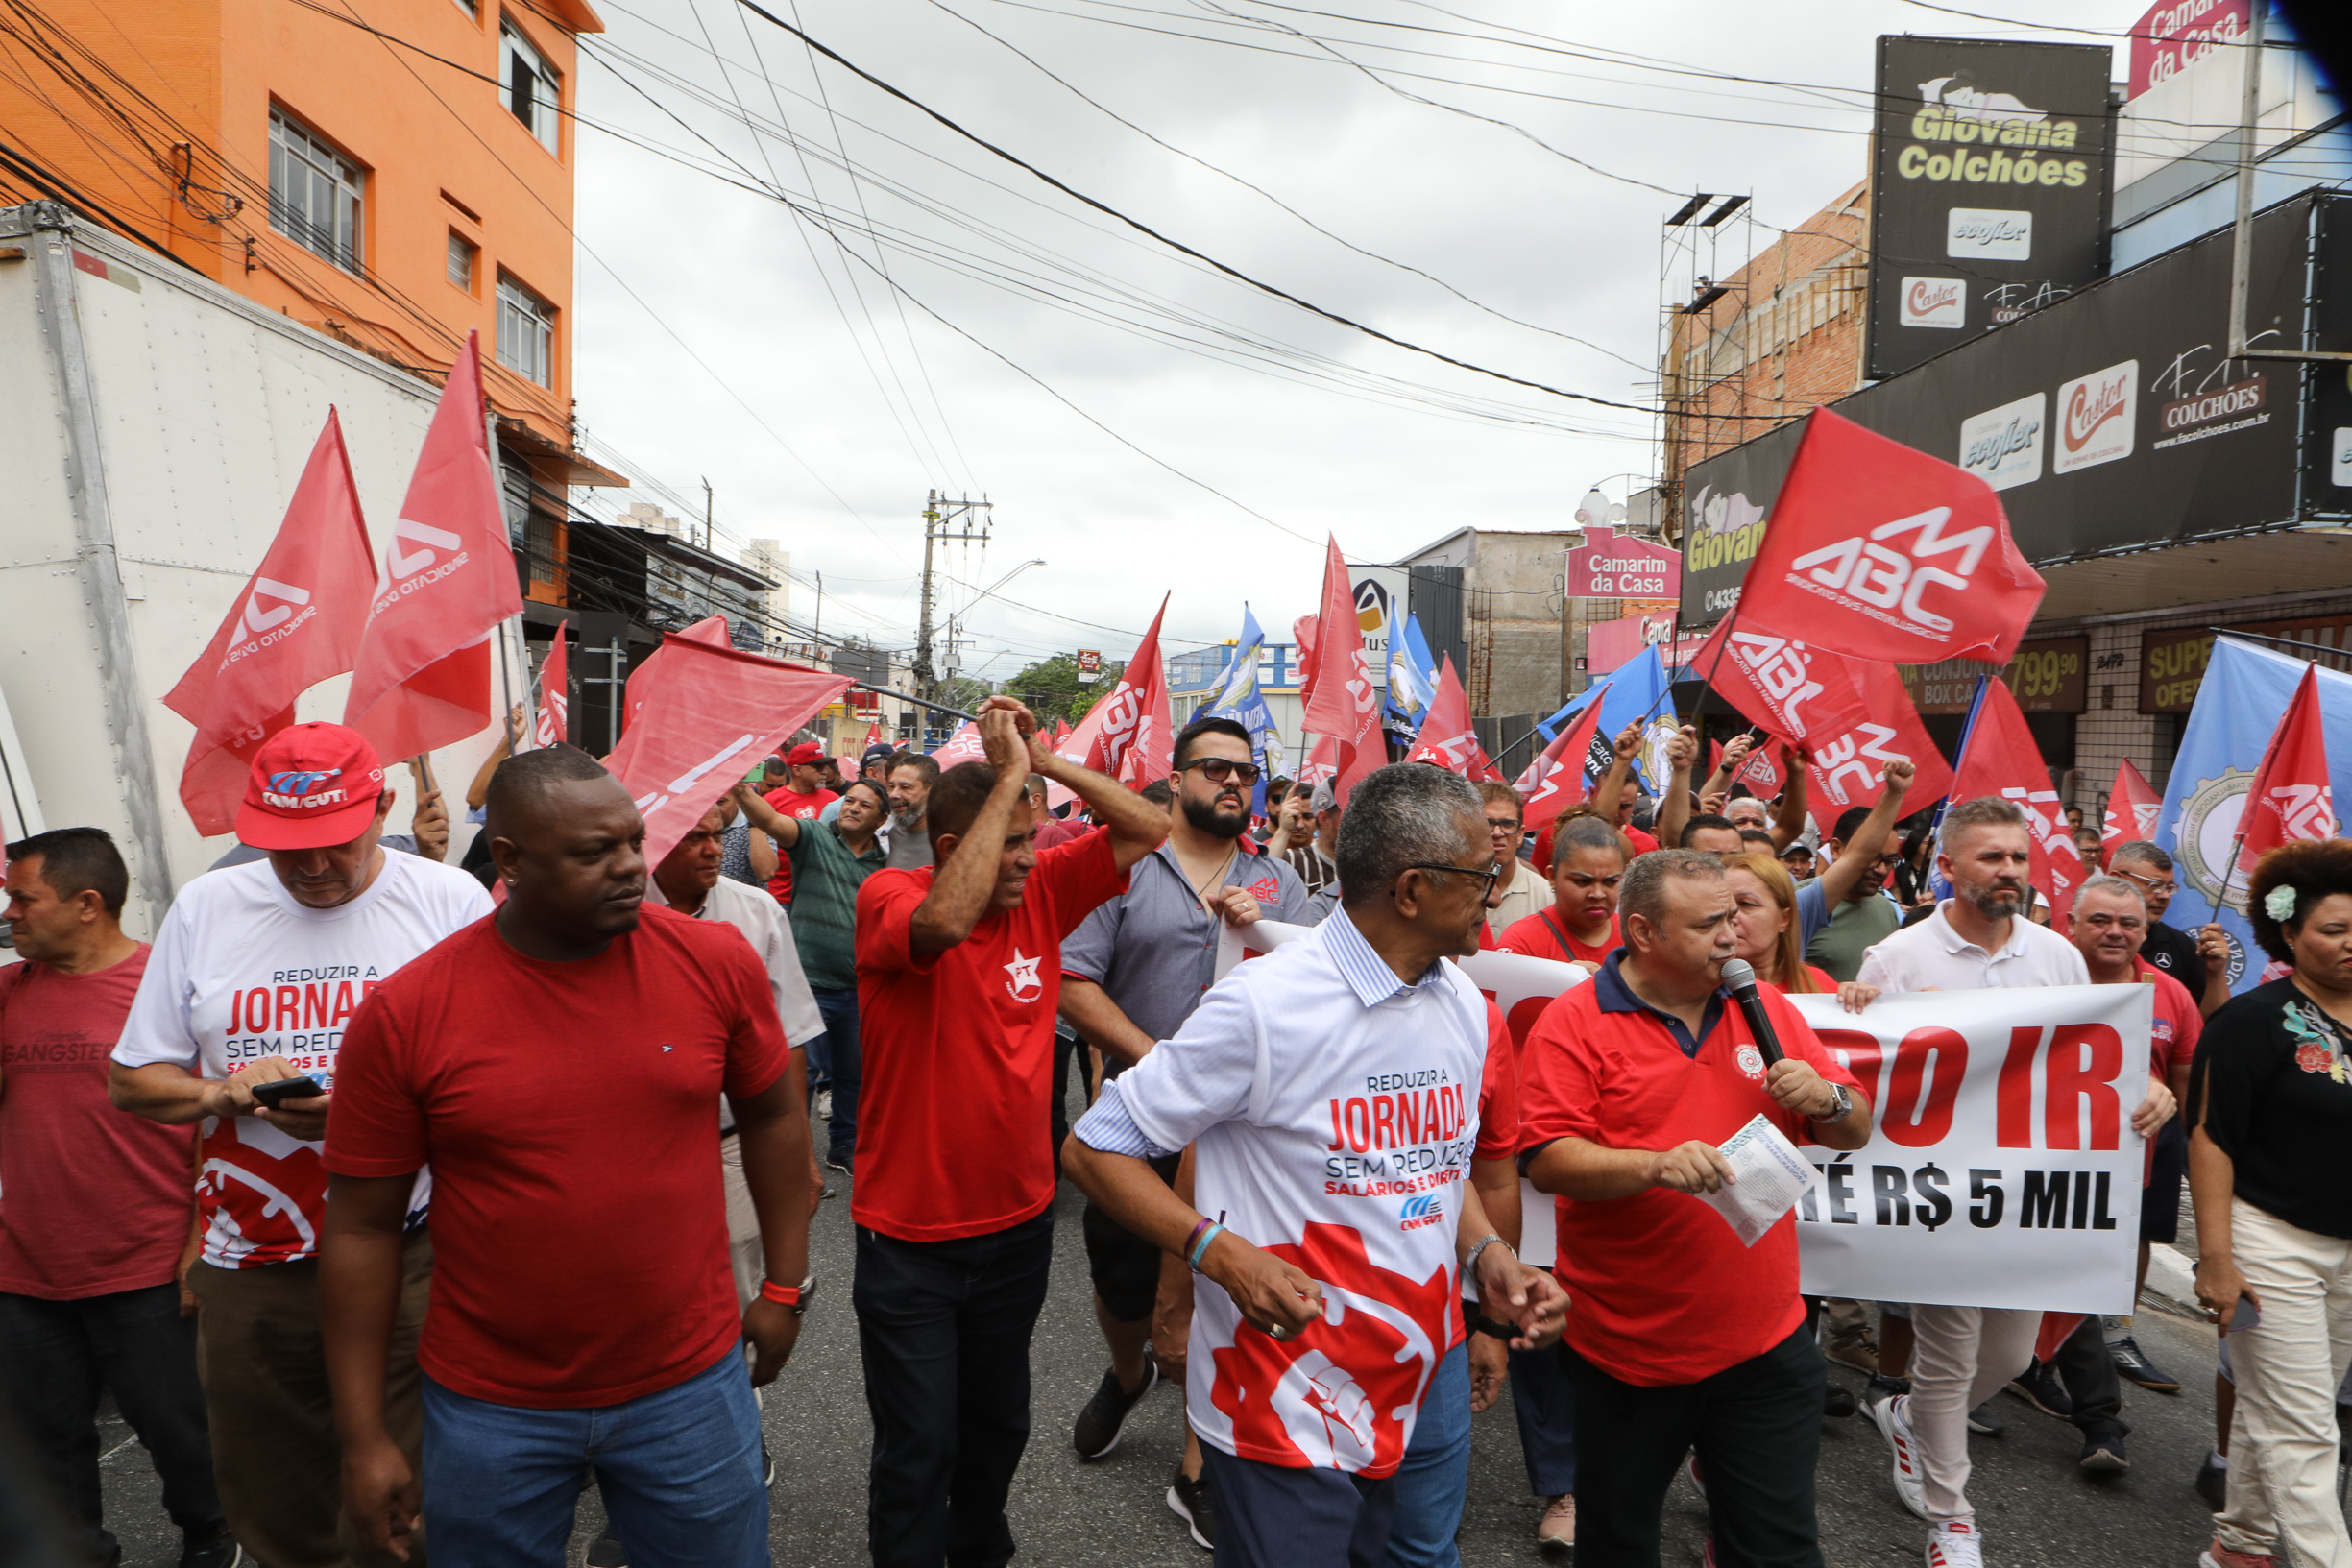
<box><xmin>248</xmin><ymin>1074</ymin><xmax>327</xmax><ymax>1108</ymax></box>
<box><xmin>2230</xmin><ymin>1295</ymin><xmax>2261</xmax><ymax>1333</ymax></box>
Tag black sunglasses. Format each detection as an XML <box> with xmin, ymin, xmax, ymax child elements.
<box><xmin>1402</xmin><ymin>861</ymin><xmax>1503</xmax><ymax>893</ymax></box>
<box><xmin>1180</xmin><ymin>758</ymin><xmax>1263</xmax><ymax>786</ymax></box>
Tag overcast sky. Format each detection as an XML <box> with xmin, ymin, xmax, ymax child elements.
<box><xmin>569</xmin><ymin>0</ymin><xmax>2154</xmax><ymax>685</ymax></box>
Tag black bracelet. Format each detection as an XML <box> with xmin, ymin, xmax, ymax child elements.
<box><xmin>1470</xmin><ymin>1313</ymin><xmax>1520</xmax><ymax>1341</ymax></box>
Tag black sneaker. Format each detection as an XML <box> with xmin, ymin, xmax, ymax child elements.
<box><xmin>1166</xmin><ymin>1462</ymin><xmax>1213</xmax><ymax>1551</ymax></box>
<box><xmin>2008</xmin><ymin>1359</ymin><xmax>2073</xmax><ymax>1419</ymax></box>
<box><xmin>2080</xmin><ymin>1432</ymin><xmax>2129</xmax><ymax>1473</ymax></box>
<box><xmin>1073</xmin><ymin>1362</ymin><xmax>1157</xmax><ymax>1459</ymax></box>
<box><xmin>2109</xmin><ymin>1336</ymin><xmax>2181</xmax><ymax>1394</ymax></box>
<box><xmin>586</xmin><ymin>1529</ymin><xmax>627</xmax><ymax>1568</ymax></box>
<box><xmin>2195</xmin><ymin>1453</ymin><xmax>2228</xmax><ymax>1510</ymax></box>
<box><xmin>1967</xmin><ymin>1402</ymin><xmax>2004</xmax><ymax>1437</ymax></box>
<box><xmin>1824</xmin><ymin>1382</ymin><xmax>1857</xmax><ymax>1418</ymax></box>
<box><xmin>827</xmin><ymin>1152</ymin><xmax>855</xmax><ymax>1175</ymax></box>
<box><xmin>179</xmin><ymin>1528</ymin><xmax>244</xmax><ymax>1568</ymax></box>
<box><xmin>1867</xmin><ymin>1371</ymin><xmax>1912</xmax><ymax>1402</ymax></box>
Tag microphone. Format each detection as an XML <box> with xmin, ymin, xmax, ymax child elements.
<box><xmin>1717</xmin><ymin>958</ymin><xmax>1784</xmax><ymax>1068</ymax></box>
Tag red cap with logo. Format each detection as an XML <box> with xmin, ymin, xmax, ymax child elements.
<box><xmin>237</xmin><ymin>723</ymin><xmax>387</xmax><ymax>850</ymax></box>
<box><xmin>785</xmin><ymin>741</ymin><xmax>825</xmax><ymax>766</ymax></box>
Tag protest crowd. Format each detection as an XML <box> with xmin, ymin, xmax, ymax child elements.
<box><xmin>9</xmin><ymin>348</ymin><xmax>2352</xmax><ymax>1568</ymax></box>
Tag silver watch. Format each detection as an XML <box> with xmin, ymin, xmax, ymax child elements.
<box><xmin>1810</xmin><ymin>1082</ymin><xmax>1854</xmax><ymax>1122</ymax></box>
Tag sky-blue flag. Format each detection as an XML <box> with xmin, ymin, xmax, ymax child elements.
<box><xmin>1204</xmin><ymin>605</ymin><xmax>1279</xmax><ymax>815</ymax></box>
<box><xmin>1386</xmin><ymin>613</ymin><xmax>1439</xmax><ymax>737</ymax></box>
<box><xmin>2157</xmin><ymin>635</ymin><xmax>2352</xmax><ymax>997</ymax></box>
<box><xmin>1526</xmin><ymin>646</ymin><xmax>1671</xmax><ymax>793</ymax></box>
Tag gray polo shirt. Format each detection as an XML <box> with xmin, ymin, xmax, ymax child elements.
<box><xmin>1061</xmin><ymin>842</ymin><xmax>1313</xmax><ymax>1076</ymax></box>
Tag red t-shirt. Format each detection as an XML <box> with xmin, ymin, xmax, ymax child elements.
<box><xmin>853</xmin><ymin>830</ymin><xmax>1128</xmax><ymax>1241</ymax></box>
<box><xmin>2135</xmin><ymin>956</ymin><xmax>2201</xmax><ymax>1078</ymax></box>
<box><xmin>1474</xmin><ymin>999</ymin><xmax>1518</xmax><ymax>1163</ymax></box>
<box><xmin>763</xmin><ymin>786</ymin><xmax>839</xmax><ymax>905</ymax></box>
<box><xmin>324</xmin><ymin>907</ymin><xmax>793</xmax><ymax>1408</ymax></box>
<box><xmin>0</xmin><ymin>949</ymin><xmax>194</xmax><ymax>1299</ymax></box>
<box><xmin>1516</xmin><ymin>963</ymin><xmax>1862</xmax><ymax>1387</ymax></box>
<box><xmin>1033</xmin><ymin>817</ymin><xmax>1098</xmax><ymax>851</ymax></box>
<box><xmin>1499</xmin><ymin>909</ymin><xmax>1620</xmax><ymax>967</ymax></box>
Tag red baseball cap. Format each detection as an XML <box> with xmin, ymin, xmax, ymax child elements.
<box><xmin>237</xmin><ymin>724</ymin><xmax>387</xmax><ymax>851</ymax></box>
<box><xmin>786</xmin><ymin>742</ymin><xmax>825</xmax><ymax>765</ymax></box>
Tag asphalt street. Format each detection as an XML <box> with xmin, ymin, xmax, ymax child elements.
<box><xmin>98</xmin><ymin>1133</ymin><xmax>2239</xmax><ymax>1568</ymax></box>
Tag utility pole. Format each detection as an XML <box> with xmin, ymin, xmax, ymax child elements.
<box><xmin>700</xmin><ymin>477</ymin><xmax>714</xmax><ymax>549</ymax></box>
<box><xmin>911</xmin><ymin>489</ymin><xmax>992</xmax><ymax>728</ymax></box>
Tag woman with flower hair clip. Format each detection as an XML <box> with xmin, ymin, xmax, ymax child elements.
<box><xmin>2189</xmin><ymin>835</ymin><xmax>2352</xmax><ymax>1568</ymax></box>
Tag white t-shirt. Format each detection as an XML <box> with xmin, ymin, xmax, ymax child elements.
<box><xmin>1855</xmin><ymin>901</ymin><xmax>2091</xmax><ymax>993</ymax></box>
<box><xmin>1107</xmin><ymin>910</ymin><xmax>1489</xmax><ymax>1478</ymax></box>
<box><xmin>113</xmin><ymin>852</ymin><xmax>494</xmax><ymax>1268</ymax></box>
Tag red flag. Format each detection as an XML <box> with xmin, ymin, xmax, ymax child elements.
<box><xmin>862</xmin><ymin>719</ymin><xmax>885</xmax><ymax>750</ymax></box>
<box><xmin>1295</xmin><ymin>736</ymin><xmax>1339</xmax><ymax>791</ymax></box>
<box><xmin>1803</xmin><ymin>662</ymin><xmax>1952</xmax><ymax>823</ymax></box>
<box><xmin>933</xmin><ymin>722</ymin><xmax>988</xmax><ymax>763</ymax></box>
<box><xmin>1736</xmin><ymin>744</ymin><xmax>1782</xmax><ymax>795</ymax></box>
<box><xmin>533</xmin><ymin>631</ymin><xmax>570</xmax><ymax>750</ymax></box>
<box><xmin>623</xmin><ymin>615</ymin><xmax>731</xmax><ymax>734</ymax></box>
<box><xmin>1735</xmin><ymin>407</ymin><xmax>2045</xmax><ymax>665</ymax></box>
<box><xmin>1406</xmin><ymin>657</ymin><xmax>1497</xmax><ymax>780</ymax></box>
<box><xmin>1951</xmin><ymin>677</ymin><xmax>2082</xmax><ymax>928</ymax></box>
<box><xmin>1055</xmin><ymin>595</ymin><xmax>1175</xmax><ymax>796</ymax></box>
<box><xmin>601</xmin><ymin>634</ymin><xmax>850</xmax><ymax>873</ymax></box>
<box><xmin>2235</xmin><ymin>664</ymin><xmax>2337</xmax><ymax>884</ymax></box>
<box><xmin>2100</xmin><ymin>758</ymin><xmax>2163</xmax><ymax>865</ymax></box>
<box><xmin>342</xmin><ymin>331</ymin><xmax>524</xmax><ymax>758</ymax></box>
<box><xmin>1707</xmin><ymin>739</ymin><xmax>1724</xmax><ymax>780</ymax></box>
<box><xmin>164</xmin><ymin>411</ymin><xmax>379</xmax><ymax>834</ymax></box>
<box><xmin>1297</xmin><ymin>538</ymin><xmax>1383</xmax><ymax>803</ymax></box>
<box><xmin>1516</xmin><ymin>698</ymin><xmax>1609</xmax><ymax>833</ymax></box>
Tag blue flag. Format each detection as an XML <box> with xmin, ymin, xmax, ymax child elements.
<box><xmin>1525</xmin><ymin>647</ymin><xmax>1671</xmax><ymax>794</ymax></box>
<box><xmin>1385</xmin><ymin>614</ymin><xmax>1439</xmax><ymax>738</ymax></box>
<box><xmin>2158</xmin><ymin>635</ymin><xmax>2352</xmax><ymax>998</ymax></box>
<box><xmin>1204</xmin><ymin>606</ymin><xmax>1280</xmax><ymax>816</ymax></box>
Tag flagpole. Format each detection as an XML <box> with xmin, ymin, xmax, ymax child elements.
<box><xmin>1931</xmin><ymin>674</ymin><xmax>1993</xmax><ymax>843</ymax></box>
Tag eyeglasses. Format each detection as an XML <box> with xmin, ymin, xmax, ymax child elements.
<box><xmin>1179</xmin><ymin>758</ymin><xmax>1263</xmax><ymax>786</ymax></box>
<box><xmin>1402</xmin><ymin>861</ymin><xmax>1503</xmax><ymax>893</ymax></box>
<box><xmin>2114</xmin><ymin>868</ymin><xmax>2177</xmax><ymax>898</ymax></box>
<box><xmin>1484</xmin><ymin>816</ymin><xmax>1524</xmax><ymax>836</ymax></box>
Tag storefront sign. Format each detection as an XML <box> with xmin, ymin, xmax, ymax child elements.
<box><xmin>1866</xmin><ymin>36</ymin><xmax>2115</xmax><ymax>379</ymax></box>
<box><xmin>1904</xmin><ymin>636</ymin><xmax>2089</xmax><ymax>714</ymax></box>
<box><xmin>2127</xmin><ymin>0</ymin><xmax>2251</xmax><ymax>100</ymax></box>
<box><xmin>2143</xmin><ymin>615</ymin><xmax>2352</xmax><ymax>712</ymax></box>
<box><xmin>1565</xmin><ymin>526</ymin><xmax>1681</xmax><ymax>600</ymax></box>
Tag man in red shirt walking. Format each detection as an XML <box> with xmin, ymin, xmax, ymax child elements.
<box><xmin>853</xmin><ymin>698</ymin><xmax>1167</xmax><ymax>1568</ymax></box>
<box><xmin>0</xmin><ymin>829</ymin><xmax>237</xmax><ymax>1568</ymax></box>
<box><xmin>321</xmin><ymin>745</ymin><xmax>814</xmax><ymax>1568</ymax></box>
<box><xmin>1520</xmin><ymin>848</ymin><xmax>1872</xmax><ymax>1567</ymax></box>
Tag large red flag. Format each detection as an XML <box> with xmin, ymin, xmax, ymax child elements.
<box><xmin>623</xmin><ymin>615</ymin><xmax>731</xmax><ymax>734</ymax></box>
<box><xmin>163</xmin><ymin>410</ymin><xmax>379</xmax><ymax>834</ymax></box>
<box><xmin>2100</xmin><ymin>758</ymin><xmax>2164</xmax><ymax>865</ymax></box>
<box><xmin>1515</xmin><ymin>696</ymin><xmax>1610</xmax><ymax>833</ymax></box>
<box><xmin>1297</xmin><ymin>538</ymin><xmax>1383</xmax><ymax>803</ymax></box>
<box><xmin>1055</xmin><ymin>594</ymin><xmax>1175</xmax><ymax>795</ymax></box>
<box><xmin>1803</xmin><ymin>662</ymin><xmax>1952</xmax><ymax>824</ymax></box>
<box><xmin>533</xmin><ymin>631</ymin><xmax>570</xmax><ymax>750</ymax></box>
<box><xmin>1405</xmin><ymin>657</ymin><xmax>1498</xmax><ymax>780</ymax></box>
<box><xmin>933</xmin><ymin>722</ymin><xmax>988</xmax><ymax>763</ymax></box>
<box><xmin>2235</xmin><ymin>664</ymin><xmax>2336</xmax><ymax>885</ymax></box>
<box><xmin>1735</xmin><ymin>407</ymin><xmax>2045</xmax><ymax>665</ymax></box>
<box><xmin>343</xmin><ymin>331</ymin><xmax>524</xmax><ymax>758</ymax></box>
<box><xmin>1294</xmin><ymin>735</ymin><xmax>1339</xmax><ymax>792</ymax></box>
<box><xmin>1951</xmin><ymin>677</ymin><xmax>2082</xmax><ymax>928</ymax></box>
<box><xmin>601</xmin><ymin>634</ymin><xmax>850</xmax><ymax>873</ymax></box>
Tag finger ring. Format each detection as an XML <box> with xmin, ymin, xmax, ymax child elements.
<box><xmin>1268</xmin><ymin>1323</ymin><xmax>1289</xmax><ymax>1340</ymax></box>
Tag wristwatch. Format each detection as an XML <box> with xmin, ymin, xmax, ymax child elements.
<box><xmin>1810</xmin><ymin>1082</ymin><xmax>1854</xmax><ymax>1122</ymax></box>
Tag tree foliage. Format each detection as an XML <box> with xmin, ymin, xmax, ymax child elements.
<box><xmin>1002</xmin><ymin>655</ymin><xmax>1095</xmax><ymax>728</ymax></box>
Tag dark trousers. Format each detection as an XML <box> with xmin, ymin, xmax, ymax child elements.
<box><xmin>0</xmin><ymin>1282</ymin><xmax>224</xmax><ymax>1561</ymax></box>
<box><xmin>1564</xmin><ymin>1326</ymin><xmax>1826</xmax><ymax>1568</ymax></box>
<box><xmin>2051</xmin><ymin>1314</ymin><xmax>2128</xmax><ymax>1441</ymax></box>
<box><xmin>1199</xmin><ymin>1442</ymin><xmax>1397</xmax><ymax>1568</ymax></box>
<box><xmin>1506</xmin><ymin>1341</ymin><xmax>1578</xmax><ymax>1497</ymax></box>
<box><xmin>854</xmin><ymin>1212</ymin><xmax>1055</xmax><ymax>1568</ymax></box>
<box><xmin>812</xmin><ymin>986</ymin><xmax>861</xmax><ymax>1164</ymax></box>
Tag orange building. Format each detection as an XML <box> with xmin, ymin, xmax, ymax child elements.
<box><xmin>0</xmin><ymin>0</ymin><xmax>619</xmax><ymax>600</ymax></box>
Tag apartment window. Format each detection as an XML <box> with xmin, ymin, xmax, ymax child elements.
<box><xmin>447</xmin><ymin>230</ymin><xmax>476</xmax><ymax>292</ymax></box>
<box><xmin>497</xmin><ymin>271</ymin><xmax>554</xmax><ymax>386</ymax></box>
<box><xmin>501</xmin><ymin>21</ymin><xmax>562</xmax><ymax>155</ymax></box>
<box><xmin>268</xmin><ymin>109</ymin><xmax>363</xmax><ymax>271</ymax></box>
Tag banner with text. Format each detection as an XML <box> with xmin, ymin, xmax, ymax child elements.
<box><xmin>1217</xmin><ymin>921</ymin><xmax>2148</xmax><ymax>1312</ymax></box>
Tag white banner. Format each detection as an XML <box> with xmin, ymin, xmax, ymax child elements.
<box><xmin>1215</xmin><ymin>923</ymin><xmax>2152</xmax><ymax>1313</ymax></box>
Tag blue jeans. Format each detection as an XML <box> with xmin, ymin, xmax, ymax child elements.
<box><xmin>421</xmin><ymin>1350</ymin><xmax>765</xmax><ymax>1568</ymax></box>
<box><xmin>812</xmin><ymin>985</ymin><xmax>860</xmax><ymax>1164</ymax></box>
<box><xmin>1508</xmin><ymin>1342</ymin><xmax>1577</xmax><ymax>1497</ymax></box>
<box><xmin>1383</xmin><ymin>1340</ymin><xmax>1470</xmax><ymax>1568</ymax></box>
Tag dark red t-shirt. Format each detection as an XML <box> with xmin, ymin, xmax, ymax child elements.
<box><xmin>853</xmin><ymin>830</ymin><xmax>1128</xmax><ymax>1241</ymax></box>
<box><xmin>1516</xmin><ymin>965</ymin><xmax>1861</xmax><ymax>1387</ymax></box>
<box><xmin>0</xmin><ymin>949</ymin><xmax>193</xmax><ymax>1299</ymax></box>
<box><xmin>763</xmin><ymin>786</ymin><xmax>838</xmax><ymax>905</ymax></box>
<box><xmin>1499</xmin><ymin>909</ymin><xmax>1620</xmax><ymax>967</ymax></box>
<box><xmin>1473</xmin><ymin>1000</ymin><xmax>1518</xmax><ymax>1164</ymax></box>
<box><xmin>324</xmin><ymin>907</ymin><xmax>793</xmax><ymax>1408</ymax></box>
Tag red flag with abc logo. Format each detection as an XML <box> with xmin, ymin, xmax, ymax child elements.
<box><xmin>2235</xmin><ymin>664</ymin><xmax>2336</xmax><ymax>883</ymax></box>
<box><xmin>1951</xmin><ymin>675</ymin><xmax>2083</xmax><ymax>929</ymax></box>
<box><xmin>1054</xmin><ymin>594</ymin><xmax>1174</xmax><ymax>799</ymax></box>
<box><xmin>1735</xmin><ymin>407</ymin><xmax>2045</xmax><ymax>665</ymax></box>
<box><xmin>164</xmin><ymin>410</ymin><xmax>379</xmax><ymax>834</ymax></box>
<box><xmin>2100</xmin><ymin>757</ymin><xmax>2163</xmax><ymax>865</ymax></box>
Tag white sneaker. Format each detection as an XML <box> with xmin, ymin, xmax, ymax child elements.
<box><xmin>815</xmin><ymin>1089</ymin><xmax>833</xmax><ymax>1120</ymax></box>
<box><xmin>1867</xmin><ymin>1392</ymin><xmax>1928</xmax><ymax>1519</ymax></box>
<box><xmin>1925</xmin><ymin>1519</ymin><xmax>1982</xmax><ymax>1567</ymax></box>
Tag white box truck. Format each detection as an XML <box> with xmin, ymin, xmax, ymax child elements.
<box><xmin>0</xmin><ymin>202</ymin><xmax>524</xmax><ymax>938</ymax></box>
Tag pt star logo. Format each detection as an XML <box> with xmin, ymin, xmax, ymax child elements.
<box><xmin>1004</xmin><ymin>948</ymin><xmax>1044</xmax><ymax>1002</ymax></box>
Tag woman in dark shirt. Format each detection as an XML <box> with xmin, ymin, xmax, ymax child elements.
<box><xmin>2189</xmin><ymin>836</ymin><xmax>2352</xmax><ymax>1568</ymax></box>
